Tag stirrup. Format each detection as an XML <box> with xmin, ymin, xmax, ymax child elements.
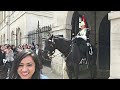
<box><xmin>89</xmin><ymin>46</ymin><xmax>93</xmax><ymax>55</ymax></box>
<box><xmin>87</xmin><ymin>42</ymin><xmax>91</xmax><ymax>46</ymax></box>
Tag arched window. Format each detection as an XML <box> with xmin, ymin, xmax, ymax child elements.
<box><xmin>99</xmin><ymin>14</ymin><xmax>110</xmax><ymax>70</ymax></box>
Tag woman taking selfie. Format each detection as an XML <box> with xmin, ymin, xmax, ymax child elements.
<box><xmin>8</xmin><ymin>49</ymin><xmax>48</xmax><ymax>79</ymax></box>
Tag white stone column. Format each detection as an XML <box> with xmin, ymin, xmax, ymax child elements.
<box><xmin>108</xmin><ymin>11</ymin><xmax>120</xmax><ymax>79</ymax></box>
<box><xmin>52</xmin><ymin>11</ymin><xmax>72</xmax><ymax>39</ymax></box>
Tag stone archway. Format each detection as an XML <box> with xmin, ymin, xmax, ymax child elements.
<box><xmin>70</xmin><ymin>11</ymin><xmax>90</xmax><ymax>39</ymax></box>
<box><xmin>66</xmin><ymin>11</ymin><xmax>96</xmax><ymax>45</ymax></box>
<box><xmin>99</xmin><ymin>14</ymin><xmax>110</xmax><ymax>70</ymax></box>
<box><xmin>66</xmin><ymin>11</ymin><xmax>111</xmax><ymax>78</ymax></box>
<box><xmin>96</xmin><ymin>11</ymin><xmax>110</xmax><ymax>79</ymax></box>
<box><xmin>66</xmin><ymin>11</ymin><xmax>97</xmax><ymax>78</ymax></box>
<box><xmin>66</xmin><ymin>11</ymin><xmax>74</xmax><ymax>25</ymax></box>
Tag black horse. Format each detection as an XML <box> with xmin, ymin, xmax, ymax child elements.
<box><xmin>43</xmin><ymin>35</ymin><xmax>97</xmax><ymax>79</ymax></box>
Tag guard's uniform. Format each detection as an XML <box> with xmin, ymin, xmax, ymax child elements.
<box><xmin>76</xmin><ymin>28</ymin><xmax>89</xmax><ymax>41</ymax></box>
<box><xmin>73</xmin><ymin>15</ymin><xmax>91</xmax><ymax>56</ymax></box>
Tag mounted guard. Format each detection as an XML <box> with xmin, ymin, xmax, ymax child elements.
<box><xmin>72</xmin><ymin>15</ymin><xmax>93</xmax><ymax>64</ymax></box>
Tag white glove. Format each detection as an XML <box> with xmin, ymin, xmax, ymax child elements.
<box><xmin>72</xmin><ymin>37</ymin><xmax>75</xmax><ymax>40</ymax></box>
<box><xmin>87</xmin><ymin>42</ymin><xmax>91</xmax><ymax>46</ymax></box>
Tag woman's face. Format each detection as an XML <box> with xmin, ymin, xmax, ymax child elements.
<box><xmin>17</xmin><ymin>55</ymin><xmax>35</xmax><ymax>79</ymax></box>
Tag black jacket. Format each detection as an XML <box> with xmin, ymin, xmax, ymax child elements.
<box><xmin>0</xmin><ymin>50</ymin><xmax>6</xmax><ymax>65</ymax></box>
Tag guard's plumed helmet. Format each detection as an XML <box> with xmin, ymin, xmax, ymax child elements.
<box><xmin>80</xmin><ymin>15</ymin><xmax>87</xmax><ymax>28</ymax></box>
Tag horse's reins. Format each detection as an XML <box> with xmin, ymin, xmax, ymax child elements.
<box><xmin>40</xmin><ymin>50</ymin><xmax>52</xmax><ymax>61</ymax></box>
<box><xmin>52</xmin><ymin>43</ymin><xmax>72</xmax><ymax>59</ymax></box>
<box><xmin>43</xmin><ymin>38</ymin><xmax>72</xmax><ymax>59</ymax></box>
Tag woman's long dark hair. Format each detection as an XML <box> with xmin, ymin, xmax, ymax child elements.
<box><xmin>9</xmin><ymin>49</ymin><xmax>41</xmax><ymax>79</ymax></box>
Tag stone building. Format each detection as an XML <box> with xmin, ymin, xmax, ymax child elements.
<box><xmin>0</xmin><ymin>11</ymin><xmax>118</xmax><ymax>79</ymax></box>
<box><xmin>0</xmin><ymin>11</ymin><xmax>53</xmax><ymax>46</ymax></box>
<box><xmin>51</xmin><ymin>11</ymin><xmax>110</xmax><ymax>79</ymax></box>
<box><xmin>108</xmin><ymin>11</ymin><xmax>120</xmax><ymax>79</ymax></box>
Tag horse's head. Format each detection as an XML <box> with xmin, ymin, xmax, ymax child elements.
<box><xmin>43</xmin><ymin>35</ymin><xmax>56</xmax><ymax>59</ymax></box>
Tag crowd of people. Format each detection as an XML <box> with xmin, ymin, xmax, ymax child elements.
<box><xmin>0</xmin><ymin>43</ymin><xmax>48</xmax><ymax>79</ymax></box>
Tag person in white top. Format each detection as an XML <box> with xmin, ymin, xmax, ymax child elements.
<box><xmin>75</xmin><ymin>15</ymin><xmax>90</xmax><ymax>43</ymax></box>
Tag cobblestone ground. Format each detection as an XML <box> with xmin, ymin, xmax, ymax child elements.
<box><xmin>42</xmin><ymin>65</ymin><xmax>62</xmax><ymax>79</ymax></box>
<box><xmin>42</xmin><ymin>65</ymin><xmax>91</xmax><ymax>79</ymax></box>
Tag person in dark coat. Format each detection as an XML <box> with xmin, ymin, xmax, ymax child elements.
<box><xmin>0</xmin><ymin>45</ymin><xmax>6</xmax><ymax>66</ymax></box>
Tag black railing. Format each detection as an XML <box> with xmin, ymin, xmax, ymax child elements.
<box><xmin>28</xmin><ymin>21</ymin><xmax>52</xmax><ymax>46</ymax></box>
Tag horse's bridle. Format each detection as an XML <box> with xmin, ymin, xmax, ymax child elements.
<box><xmin>41</xmin><ymin>50</ymin><xmax>52</xmax><ymax>61</ymax></box>
<box><xmin>43</xmin><ymin>38</ymin><xmax>56</xmax><ymax>59</ymax></box>
<box><xmin>44</xmin><ymin>37</ymin><xmax>74</xmax><ymax>60</ymax></box>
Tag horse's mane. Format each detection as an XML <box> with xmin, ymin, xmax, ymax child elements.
<box><xmin>53</xmin><ymin>36</ymin><xmax>72</xmax><ymax>45</ymax></box>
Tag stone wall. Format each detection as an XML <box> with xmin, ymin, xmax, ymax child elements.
<box><xmin>108</xmin><ymin>11</ymin><xmax>120</xmax><ymax>79</ymax></box>
<box><xmin>51</xmin><ymin>50</ymin><xmax>69</xmax><ymax>79</ymax></box>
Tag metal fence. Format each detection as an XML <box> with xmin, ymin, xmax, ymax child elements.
<box><xmin>28</xmin><ymin>23</ymin><xmax>52</xmax><ymax>49</ymax></box>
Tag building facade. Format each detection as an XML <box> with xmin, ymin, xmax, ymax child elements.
<box><xmin>108</xmin><ymin>11</ymin><xmax>120</xmax><ymax>79</ymax></box>
<box><xmin>0</xmin><ymin>11</ymin><xmax>118</xmax><ymax>79</ymax></box>
<box><xmin>0</xmin><ymin>11</ymin><xmax>53</xmax><ymax>47</ymax></box>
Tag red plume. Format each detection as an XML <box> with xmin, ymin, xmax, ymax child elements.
<box><xmin>82</xmin><ymin>15</ymin><xmax>87</xmax><ymax>28</ymax></box>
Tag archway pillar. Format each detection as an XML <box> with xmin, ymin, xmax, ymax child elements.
<box><xmin>108</xmin><ymin>11</ymin><xmax>120</xmax><ymax>79</ymax></box>
<box><xmin>52</xmin><ymin>11</ymin><xmax>73</xmax><ymax>39</ymax></box>
<box><xmin>51</xmin><ymin>11</ymin><xmax>73</xmax><ymax>79</ymax></box>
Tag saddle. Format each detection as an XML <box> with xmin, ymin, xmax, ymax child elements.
<box><xmin>72</xmin><ymin>38</ymin><xmax>93</xmax><ymax>65</ymax></box>
<box><xmin>79</xmin><ymin>42</ymin><xmax>93</xmax><ymax>65</ymax></box>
